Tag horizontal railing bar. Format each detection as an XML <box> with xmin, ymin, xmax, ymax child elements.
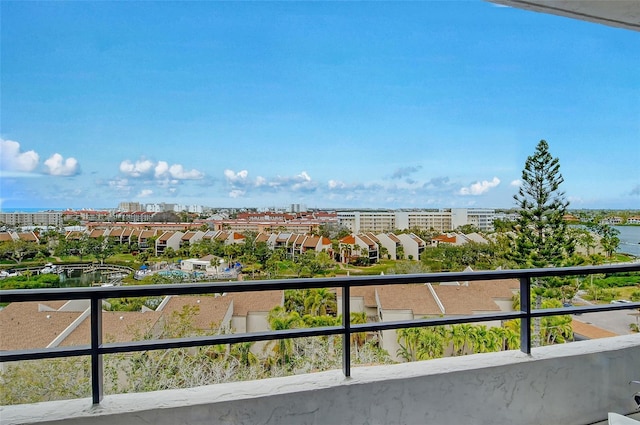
<box><xmin>352</xmin><ymin>312</ymin><xmax>525</xmax><ymax>333</ymax></box>
<box><xmin>0</xmin><ymin>346</ymin><xmax>92</xmax><ymax>362</ymax></box>
<box><xmin>2</xmin><ymin>263</ymin><xmax>638</xmax><ymax>303</ymax></box>
<box><xmin>0</xmin><ymin>328</ymin><xmax>345</xmax><ymax>362</ymax></box>
<box><xmin>530</xmin><ymin>303</ymin><xmax>640</xmax><ymax>318</ymax></box>
<box><xmin>99</xmin><ymin>326</ymin><xmax>344</xmax><ymax>354</ymax></box>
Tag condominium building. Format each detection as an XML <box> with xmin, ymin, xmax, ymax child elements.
<box><xmin>118</xmin><ymin>202</ymin><xmax>143</xmax><ymax>212</ymax></box>
<box><xmin>0</xmin><ymin>211</ymin><xmax>64</xmax><ymax>228</ymax></box>
<box><xmin>337</xmin><ymin>208</ymin><xmax>496</xmax><ymax>233</ymax></box>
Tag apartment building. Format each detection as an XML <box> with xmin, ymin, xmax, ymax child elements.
<box><xmin>0</xmin><ymin>211</ymin><xmax>64</xmax><ymax>228</ymax></box>
<box><xmin>337</xmin><ymin>208</ymin><xmax>496</xmax><ymax>234</ymax></box>
<box><xmin>118</xmin><ymin>202</ymin><xmax>143</xmax><ymax>212</ymax></box>
<box><xmin>62</xmin><ymin>210</ymin><xmax>111</xmax><ymax>223</ymax></box>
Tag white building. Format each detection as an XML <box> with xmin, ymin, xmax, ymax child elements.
<box><xmin>0</xmin><ymin>211</ymin><xmax>64</xmax><ymax>228</ymax></box>
<box><xmin>337</xmin><ymin>209</ymin><xmax>496</xmax><ymax>234</ymax></box>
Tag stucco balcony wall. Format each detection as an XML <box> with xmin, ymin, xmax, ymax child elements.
<box><xmin>2</xmin><ymin>334</ymin><xmax>639</xmax><ymax>425</ymax></box>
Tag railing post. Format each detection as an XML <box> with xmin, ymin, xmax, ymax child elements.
<box><xmin>342</xmin><ymin>284</ymin><xmax>351</xmax><ymax>377</ymax></box>
<box><xmin>90</xmin><ymin>297</ymin><xmax>103</xmax><ymax>404</ymax></box>
<box><xmin>520</xmin><ymin>276</ymin><xmax>531</xmax><ymax>354</ymax></box>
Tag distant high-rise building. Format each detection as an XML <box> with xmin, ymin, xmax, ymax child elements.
<box><xmin>146</xmin><ymin>203</ymin><xmax>176</xmax><ymax>213</ymax></box>
<box><xmin>118</xmin><ymin>202</ymin><xmax>142</xmax><ymax>212</ymax></box>
<box><xmin>290</xmin><ymin>204</ymin><xmax>307</xmax><ymax>213</ymax></box>
<box><xmin>175</xmin><ymin>204</ymin><xmax>203</xmax><ymax>214</ymax></box>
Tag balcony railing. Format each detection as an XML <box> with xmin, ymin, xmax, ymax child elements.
<box><xmin>1</xmin><ymin>263</ymin><xmax>639</xmax><ymax>405</ymax></box>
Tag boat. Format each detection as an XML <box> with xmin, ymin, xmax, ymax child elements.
<box><xmin>40</xmin><ymin>263</ymin><xmax>63</xmax><ymax>274</ymax></box>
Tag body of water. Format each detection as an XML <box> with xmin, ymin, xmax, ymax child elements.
<box><xmin>58</xmin><ymin>270</ymin><xmax>124</xmax><ymax>287</ymax></box>
<box><xmin>614</xmin><ymin>225</ymin><xmax>640</xmax><ymax>258</ymax></box>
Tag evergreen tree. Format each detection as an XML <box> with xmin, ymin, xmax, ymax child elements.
<box><xmin>513</xmin><ymin>140</ymin><xmax>574</xmax><ymax>267</ymax></box>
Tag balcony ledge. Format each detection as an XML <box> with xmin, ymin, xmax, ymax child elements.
<box><xmin>2</xmin><ymin>334</ymin><xmax>639</xmax><ymax>425</ymax></box>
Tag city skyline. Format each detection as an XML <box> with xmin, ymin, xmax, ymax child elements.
<box><xmin>1</xmin><ymin>1</ymin><xmax>638</xmax><ymax>211</ymax></box>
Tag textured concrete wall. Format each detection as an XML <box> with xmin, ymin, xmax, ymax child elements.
<box><xmin>2</xmin><ymin>335</ymin><xmax>639</xmax><ymax>425</ymax></box>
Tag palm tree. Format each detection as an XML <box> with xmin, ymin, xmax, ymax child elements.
<box><xmin>473</xmin><ymin>326</ymin><xmax>490</xmax><ymax>353</ymax></box>
<box><xmin>501</xmin><ymin>322</ymin><xmax>521</xmax><ymax>351</ymax></box>
<box><xmin>484</xmin><ymin>328</ymin><xmax>503</xmax><ymax>353</ymax></box>
<box><xmin>540</xmin><ymin>299</ymin><xmax>573</xmax><ymax>344</ymax></box>
<box><xmin>266</xmin><ymin>307</ymin><xmax>303</xmax><ymax>367</ymax></box>
<box><xmin>303</xmin><ymin>288</ymin><xmax>337</xmax><ymax>316</ymax></box>
<box><xmin>415</xmin><ymin>326</ymin><xmax>446</xmax><ymax>360</ymax></box>
<box><xmin>350</xmin><ymin>312</ymin><xmax>368</xmax><ymax>357</ymax></box>
<box><xmin>230</xmin><ymin>342</ymin><xmax>258</xmax><ymax>368</ymax></box>
<box><xmin>448</xmin><ymin>325</ymin><xmax>467</xmax><ymax>356</ymax></box>
<box><xmin>396</xmin><ymin>327</ymin><xmax>420</xmax><ymax>361</ymax></box>
<box><xmin>339</xmin><ymin>243</ymin><xmax>353</xmax><ymax>265</ymax></box>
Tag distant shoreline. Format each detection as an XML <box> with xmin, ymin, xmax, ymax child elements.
<box><xmin>1</xmin><ymin>207</ymin><xmax>639</xmax><ymax>215</ymax></box>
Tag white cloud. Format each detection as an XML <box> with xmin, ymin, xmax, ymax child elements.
<box><xmin>268</xmin><ymin>171</ymin><xmax>318</xmax><ymax>193</ymax></box>
<box><xmin>328</xmin><ymin>180</ymin><xmax>347</xmax><ymax>190</ymax></box>
<box><xmin>510</xmin><ymin>179</ymin><xmax>522</xmax><ymax>187</ymax></box>
<box><xmin>298</xmin><ymin>171</ymin><xmax>311</xmax><ymax>181</ymax></box>
<box><xmin>168</xmin><ymin>164</ymin><xmax>204</xmax><ymax>179</ymax></box>
<box><xmin>224</xmin><ymin>169</ymin><xmax>249</xmax><ymax>183</ymax></box>
<box><xmin>1</xmin><ymin>139</ymin><xmax>81</xmax><ymax>177</ymax></box>
<box><xmin>223</xmin><ymin>169</ymin><xmax>318</xmax><ymax>194</ymax></box>
<box><xmin>229</xmin><ymin>189</ymin><xmax>245</xmax><ymax>198</ymax></box>
<box><xmin>154</xmin><ymin>161</ymin><xmax>170</xmax><ymax>178</ymax></box>
<box><xmin>120</xmin><ymin>159</ymin><xmax>155</xmax><ymax>177</ymax></box>
<box><xmin>0</xmin><ymin>139</ymin><xmax>39</xmax><ymax>172</ymax></box>
<box><xmin>120</xmin><ymin>158</ymin><xmax>204</xmax><ymax>180</ymax></box>
<box><xmin>108</xmin><ymin>178</ymin><xmax>131</xmax><ymax>192</ymax></box>
<box><xmin>43</xmin><ymin>153</ymin><xmax>80</xmax><ymax>176</ymax></box>
<box><xmin>137</xmin><ymin>189</ymin><xmax>153</xmax><ymax>198</ymax></box>
<box><xmin>459</xmin><ymin>177</ymin><xmax>501</xmax><ymax>195</ymax></box>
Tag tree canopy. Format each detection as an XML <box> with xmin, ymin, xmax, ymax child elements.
<box><xmin>513</xmin><ymin>140</ymin><xmax>574</xmax><ymax>267</ymax></box>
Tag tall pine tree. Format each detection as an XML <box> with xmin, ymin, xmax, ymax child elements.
<box><xmin>513</xmin><ymin>140</ymin><xmax>574</xmax><ymax>268</ymax></box>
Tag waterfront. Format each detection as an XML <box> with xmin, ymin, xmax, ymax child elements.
<box><xmin>58</xmin><ymin>269</ymin><xmax>128</xmax><ymax>287</ymax></box>
<box><xmin>615</xmin><ymin>225</ymin><xmax>640</xmax><ymax>257</ymax></box>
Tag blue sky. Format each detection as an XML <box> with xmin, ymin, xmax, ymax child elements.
<box><xmin>1</xmin><ymin>1</ymin><xmax>638</xmax><ymax>211</ymax></box>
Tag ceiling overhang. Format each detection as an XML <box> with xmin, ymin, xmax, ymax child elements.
<box><xmin>487</xmin><ymin>0</ymin><xmax>640</xmax><ymax>31</ymax></box>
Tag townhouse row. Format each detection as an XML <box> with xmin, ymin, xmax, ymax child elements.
<box><xmin>0</xmin><ymin>225</ymin><xmax>486</xmax><ymax>264</ymax></box>
<box><xmin>336</xmin><ymin>231</ymin><xmax>488</xmax><ymax>263</ymax></box>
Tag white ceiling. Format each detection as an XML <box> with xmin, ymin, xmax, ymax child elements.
<box><xmin>487</xmin><ymin>0</ymin><xmax>640</xmax><ymax>31</ymax></box>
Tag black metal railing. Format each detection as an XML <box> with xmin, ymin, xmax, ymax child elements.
<box><xmin>1</xmin><ymin>263</ymin><xmax>639</xmax><ymax>405</ymax></box>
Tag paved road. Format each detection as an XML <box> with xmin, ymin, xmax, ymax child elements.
<box><xmin>572</xmin><ymin>292</ymin><xmax>640</xmax><ymax>335</ymax></box>
<box><xmin>574</xmin><ymin>308</ymin><xmax>640</xmax><ymax>335</ymax></box>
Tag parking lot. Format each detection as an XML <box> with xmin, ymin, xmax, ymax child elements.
<box><xmin>573</xmin><ymin>308</ymin><xmax>640</xmax><ymax>335</ymax></box>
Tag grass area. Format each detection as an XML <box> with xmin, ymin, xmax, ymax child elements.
<box><xmin>615</xmin><ymin>286</ymin><xmax>640</xmax><ymax>301</ymax></box>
